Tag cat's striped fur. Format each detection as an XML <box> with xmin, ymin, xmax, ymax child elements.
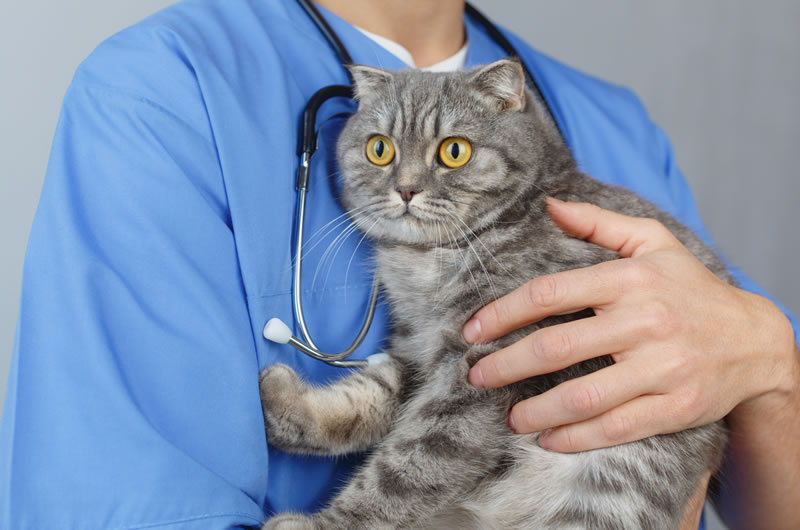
<box><xmin>261</xmin><ymin>60</ymin><xmax>728</xmax><ymax>529</ymax></box>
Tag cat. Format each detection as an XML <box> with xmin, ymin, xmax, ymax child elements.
<box><xmin>260</xmin><ymin>59</ymin><xmax>729</xmax><ymax>529</ymax></box>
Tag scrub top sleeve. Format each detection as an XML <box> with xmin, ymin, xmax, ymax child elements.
<box><xmin>646</xmin><ymin>120</ymin><xmax>799</xmax><ymax>340</ymax></box>
<box><xmin>0</xmin><ymin>82</ymin><xmax>268</xmax><ymax>529</ymax></box>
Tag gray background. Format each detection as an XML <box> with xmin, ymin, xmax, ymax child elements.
<box><xmin>2</xmin><ymin>2</ymin><xmax>798</xmax><ymax>526</ymax></box>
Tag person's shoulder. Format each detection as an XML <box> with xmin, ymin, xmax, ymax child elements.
<box><xmin>498</xmin><ymin>28</ymin><xmax>656</xmax><ymax>143</ymax></box>
<box><xmin>495</xmin><ymin>25</ymin><xmax>672</xmax><ymax>184</ymax></box>
<box><xmin>505</xmin><ymin>30</ymin><xmax>647</xmax><ymax>115</ymax></box>
<box><xmin>67</xmin><ymin>0</ymin><xmax>291</xmax><ymax>121</ymax></box>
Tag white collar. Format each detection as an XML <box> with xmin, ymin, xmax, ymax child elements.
<box><xmin>354</xmin><ymin>26</ymin><xmax>468</xmax><ymax>72</ymax></box>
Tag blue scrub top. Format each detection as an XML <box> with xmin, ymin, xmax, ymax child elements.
<box><xmin>1</xmin><ymin>0</ymin><xmax>795</xmax><ymax>528</ymax></box>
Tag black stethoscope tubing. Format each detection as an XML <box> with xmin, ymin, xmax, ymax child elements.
<box><xmin>296</xmin><ymin>0</ymin><xmax>563</xmax><ymax>145</ymax></box>
<box><xmin>262</xmin><ymin>0</ymin><xmax>562</xmax><ymax>367</ymax></box>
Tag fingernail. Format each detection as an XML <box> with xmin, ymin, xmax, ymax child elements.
<box><xmin>463</xmin><ymin>318</ymin><xmax>481</xmax><ymax>344</ymax></box>
<box><xmin>468</xmin><ymin>364</ymin><xmax>485</xmax><ymax>388</ymax></box>
<box><xmin>508</xmin><ymin>413</ymin><xmax>517</xmax><ymax>433</ymax></box>
<box><xmin>545</xmin><ymin>196</ymin><xmax>566</xmax><ymax>207</ymax></box>
<box><xmin>539</xmin><ymin>430</ymin><xmax>552</xmax><ymax>449</ymax></box>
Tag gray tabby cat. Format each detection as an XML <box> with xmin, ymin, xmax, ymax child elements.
<box><xmin>260</xmin><ymin>59</ymin><xmax>728</xmax><ymax>530</ymax></box>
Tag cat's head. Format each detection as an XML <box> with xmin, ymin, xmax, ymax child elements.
<box><xmin>337</xmin><ymin>59</ymin><xmax>561</xmax><ymax>247</ymax></box>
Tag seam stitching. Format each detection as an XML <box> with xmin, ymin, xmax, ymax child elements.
<box><xmin>108</xmin><ymin>511</ymin><xmax>263</xmax><ymax>530</ymax></box>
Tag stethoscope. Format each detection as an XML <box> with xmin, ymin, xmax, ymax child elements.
<box><xmin>263</xmin><ymin>0</ymin><xmax>562</xmax><ymax>368</ymax></box>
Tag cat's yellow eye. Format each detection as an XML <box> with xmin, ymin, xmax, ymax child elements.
<box><xmin>366</xmin><ymin>135</ymin><xmax>395</xmax><ymax>166</ymax></box>
<box><xmin>438</xmin><ymin>137</ymin><xmax>472</xmax><ymax>168</ymax></box>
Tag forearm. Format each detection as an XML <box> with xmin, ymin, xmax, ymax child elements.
<box><xmin>719</xmin><ymin>306</ymin><xmax>800</xmax><ymax>529</ymax></box>
<box><xmin>680</xmin><ymin>473</ymin><xmax>710</xmax><ymax>530</ymax></box>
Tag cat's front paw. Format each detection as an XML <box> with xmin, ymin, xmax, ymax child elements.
<box><xmin>262</xmin><ymin>513</ymin><xmax>316</xmax><ymax>530</ymax></box>
<box><xmin>260</xmin><ymin>363</ymin><xmax>303</xmax><ymax>408</ymax></box>
<box><xmin>259</xmin><ymin>363</ymin><xmax>315</xmax><ymax>452</ymax></box>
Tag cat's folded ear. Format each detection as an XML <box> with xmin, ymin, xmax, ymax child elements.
<box><xmin>348</xmin><ymin>64</ymin><xmax>395</xmax><ymax>103</ymax></box>
<box><xmin>468</xmin><ymin>59</ymin><xmax>526</xmax><ymax>111</ymax></box>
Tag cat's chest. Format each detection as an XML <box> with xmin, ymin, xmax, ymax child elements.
<box><xmin>376</xmin><ymin>246</ymin><xmax>464</xmax><ymax>316</ymax></box>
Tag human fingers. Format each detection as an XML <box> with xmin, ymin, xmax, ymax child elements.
<box><xmin>536</xmin><ymin>393</ymin><xmax>695</xmax><ymax>453</ymax></box>
<box><xmin>462</xmin><ymin>261</ymin><xmax>626</xmax><ymax>344</ymax></box>
<box><xmin>463</xmin><ymin>200</ymin><xmax>684</xmax><ymax>345</ymax></box>
<box><xmin>545</xmin><ymin>197</ymin><xmax>682</xmax><ymax>258</ymax></box>
<box><xmin>507</xmin><ymin>360</ymin><xmax>658</xmax><ymax>434</ymax></box>
<box><xmin>469</xmin><ymin>310</ymin><xmax>644</xmax><ymax>389</ymax></box>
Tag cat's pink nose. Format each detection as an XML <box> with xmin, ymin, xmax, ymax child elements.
<box><xmin>396</xmin><ymin>186</ymin><xmax>422</xmax><ymax>203</ymax></box>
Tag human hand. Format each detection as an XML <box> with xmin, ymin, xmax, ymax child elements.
<box><xmin>464</xmin><ymin>198</ymin><xmax>796</xmax><ymax>453</ymax></box>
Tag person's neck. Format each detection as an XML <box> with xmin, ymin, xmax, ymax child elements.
<box><xmin>314</xmin><ymin>0</ymin><xmax>466</xmax><ymax>68</ymax></box>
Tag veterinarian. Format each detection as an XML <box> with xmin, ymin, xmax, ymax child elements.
<box><xmin>1</xmin><ymin>0</ymin><xmax>798</xmax><ymax>528</ymax></box>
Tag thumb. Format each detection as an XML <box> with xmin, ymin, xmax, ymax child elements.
<box><xmin>546</xmin><ymin>197</ymin><xmax>681</xmax><ymax>258</ymax></box>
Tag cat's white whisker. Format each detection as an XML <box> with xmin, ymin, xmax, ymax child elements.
<box><xmin>449</xmin><ymin>212</ymin><xmax>524</xmax><ymax>286</ymax></box>
<box><xmin>444</xmin><ymin>219</ymin><xmax>485</xmax><ymax>306</ymax></box>
<box><xmin>435</xmin><ymin>220</ymin><xmax>444</xmax><ymax>302</ymax></box>
<box><xmin>312</xmin><ymin>217</ymin><xmax>367</xmax><ymax>293</ymax></box>
<box><xmin>283</xmin><ymin>208</ymin><xmax>369</xmax><ymax>276</ymax></box>
<box><xmin>296</xmin><ymin>206</ymin><xmax>371</xmax><ymax>265</ymax></box>
<box><xmin>320</xmin><ymin>216</ymin><xmax>377</xmax><ymax>293</ymax></box>
<box><xmin>447</xmin><ymin>214</ymin><xmax>498</xmax><ymax>303</ymax></box>
<box><xmin>298</xmin><ymin>202</ymin><xmax>384</xmax><ymax>259</ymax></box>
<box><xmin>441</xmin><ymin>221</ymin><xmax>461</xmax><ymax>272</ymax></box>
<box><xmin>344</xmin><ymin>215</ymin><xmax>383</xmax><ymax>302</ymax></box>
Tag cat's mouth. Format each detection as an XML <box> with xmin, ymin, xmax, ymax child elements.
<box><xmin>410</xmin><ymin>204</ymin><xmax>454</xmax><ymax>224</ymax></box>
<box><xmin>379</xmin><ymin>190</ymin><xmax>448</xmax><ymax>224</ymax></box>
<box><xmin>360</xmin><ymin>200</ymin><xmax>470</xmax><ymax>247</ymax></box>
<box><xmin>391</xmin><ymin>204</ymin><xmax>436</xmax><ymax>223</ymax></box>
